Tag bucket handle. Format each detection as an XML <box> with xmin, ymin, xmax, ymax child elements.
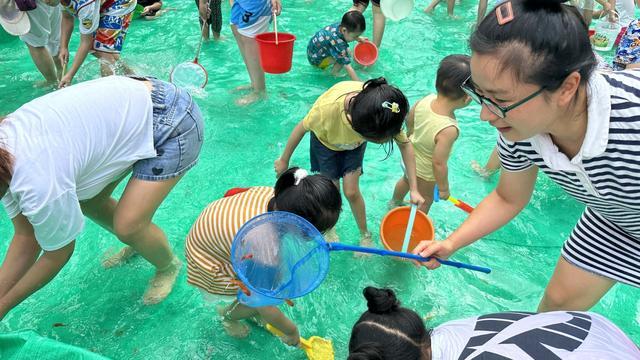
<box><xmin>273</xmin><ymin>11</ymin><xmax>279</xmax><ymax>45</ymax></box>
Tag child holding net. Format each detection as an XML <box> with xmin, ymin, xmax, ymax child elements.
<box><xmin>389</xmin><ymin>55</ymin><xmax>471</xmax><ymax>214</ymax></box>
<box><xmin>274</xmin><ymin>78</ymin><xmax>425</xmax><ymax>246</ymax></box>
<box><xmin>184</xmin><ymin>167</ymin><xmax>341</xmax><ymax>344</ymax></box>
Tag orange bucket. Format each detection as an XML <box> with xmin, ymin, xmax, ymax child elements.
<box><xmin>255</xmin><ymin>32</ymin><xmax>296</xmax><ymax>74</ymax></box>
<box><xmin>380</xmin><ymin>206</ymin><xmax>434</xmax><ymax>253</ymax></box>
<box><xmin>353</xmin><ymin>41</ymin><xmax>378</xmax><ymax>66</ymax></box>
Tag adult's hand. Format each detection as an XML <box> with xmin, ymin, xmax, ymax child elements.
<box><xmin>411</xmin><ymin>239</ymin><xmax>456</xmax><ymax>270</ymax></box>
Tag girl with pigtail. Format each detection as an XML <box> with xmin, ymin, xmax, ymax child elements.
<box><xmin>184</xmin><ymin>167</ymin><xmax>342</xmax><ymax>345</ymax></box>
<box><xmin>275</xmin><ymin>78</ymin><xmax>425</xmax><ymax>247</ymax></box>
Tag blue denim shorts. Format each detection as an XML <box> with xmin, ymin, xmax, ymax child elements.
<box><xmin>132</xmin><ymin>77</ymin><xmax>204</xmax><ymax>181</ymax></box>
<box><xmin>309</xmin><ymin>132</ymin><xmax>366</xmax><ymax>180</ymax></box>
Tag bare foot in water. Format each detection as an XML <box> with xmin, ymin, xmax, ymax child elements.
<box><xmin>217</xmin><ymin>305</ymin><xmax>250</xmax><ymax>338</ymax></box>
<box><xmin>232</xmin><ymin>84</ymin><xmax>253</xmax><ymax>92</ymax></box>
<box><xmin>142</xmin><ymin>256</ymin><xmax>182</xmax><ymax>305</ymax></box>
<box><xmin>235</xmin><ymin>91</ymin><xmax>266</xmax><ymax>106</ymax></box>
<box><xmin>324</xmin><ymin>227</ymin><xmax>340</xmax><ymax>243</ymax></box>
<box><xmin>102</xmin><ymin>246</ymin><xmax>137</xmax><ymax>268</ymax></box>
<box><xmin>354</xmin><ymin>232</ymin><xmax>374</xmax><ymax>258</ymax></box>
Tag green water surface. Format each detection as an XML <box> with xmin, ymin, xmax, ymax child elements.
<box><xmin>0</xmin><ymin>1</ymin><xmax>638</xmax><ymax>359</ymax></box>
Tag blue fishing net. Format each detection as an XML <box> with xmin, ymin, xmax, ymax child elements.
<box><xmin>231</xmin><ymin>212</ymin><xmax>330</xmax><ymax>306</ymax></box>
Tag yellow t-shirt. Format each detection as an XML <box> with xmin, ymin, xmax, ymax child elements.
<box><xmin>185</xmin><ymin>186</ymin><xmax>273</xmax><ymax>296</ymax></box>
<box><xmin>302</xmin><ymin>81</ymin><xmax>409</xmax><ymax>151</ymax></box>
<box><xmin>410</xmin><ymin>95</ymin><xmax>459</xmax><ymax>182</ymax></box>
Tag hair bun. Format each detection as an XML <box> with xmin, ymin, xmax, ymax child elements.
<box><xmin>363</xmin><ymin>77</ymin><xmax>388</xmax><ymax>90</ymax></box>
<box><xmin>363</xmin><ymin>287</ymin><xmax>399</xmax><ymax>314</ymax></box>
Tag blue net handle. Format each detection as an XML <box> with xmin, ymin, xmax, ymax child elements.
<box><xmin>262</xmin><ymin>243</ymin><xmax>327</xmax><ymax>298</ymax></box>
<box><xmin>326</xmin><ymin>243</ymin><xmax>491</xmax><ymax>274</ymax></box>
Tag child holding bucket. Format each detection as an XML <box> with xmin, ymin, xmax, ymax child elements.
<box><xmin>390</xmin><ymin>55</ymin><xmax>471</xmax><ymax>214</ymax></box>
<box><xmin>307</xmin><ymin>11</ymin><xmax>366</xmax><ymax>81</ymax></box>
<box><xmin>274</xmin><ymin>78</ymin><xmax>425</xmax><ymax>247</ymax></box>
<box><xmin>184</xmin><ymin>167</ymin><xmax>342</xmax><ymax>343</ymax></box>
<box><xmin>230</xmin><ymin>0</ymin><xmax>281</xmax><ymax>105</ymax></box>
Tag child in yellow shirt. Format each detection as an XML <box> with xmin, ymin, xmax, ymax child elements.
<box><xmin>390</xmin><ymin>55</ymin><xmax>471</xmax><ymax>214</ymax></box>
<box><xmin>275</xmin><ymin>78</ymin><xmax>425</xmax><ymax>247</ymax></box>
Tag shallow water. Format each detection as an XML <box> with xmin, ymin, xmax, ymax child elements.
<box><xmin>0</xmin><ymin>1</ymin><xmax>638</xmax><ymax>359</ymax></box>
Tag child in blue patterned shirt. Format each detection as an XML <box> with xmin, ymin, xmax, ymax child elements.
<box><xmin>307</xmin><ymin>11</ymin><xmax>366</xmax><ymax>81</ymax></box>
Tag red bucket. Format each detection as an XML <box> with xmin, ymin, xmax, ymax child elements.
<box><xmin>354</xmin><ymin>41</ymin><xmax>378</xmax><ymax>66</ymax></box>
<box><xmin>255</xmin><ymin>32</ymin><xmax>296</xmax><ymax>74</ymax></box>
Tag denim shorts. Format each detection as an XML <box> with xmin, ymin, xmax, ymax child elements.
<box><xmin>309</xmin><ymin>132</ymin><xmax>366</xmax><ymax>180</ymax></box>
<box><xmin>131</xmin><ymin>77</ymin><xmax>204</xmax><ymax>181</ymax></box>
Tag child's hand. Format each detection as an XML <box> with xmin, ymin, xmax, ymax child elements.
<box><xmin>437</xmin><ymin>187</ymin><xmax>450</xmax><ymax>202</ymax></box>
<box><xmin>409</xmin><ymin>190</ymin><xmax>425</xmax><ymax>208</ymax></box>
<box><xmin>58</xmin><ymin>48</ymin><xmax>69</xmax><ymax>67</ymax></box>
<box><xmin>273</xmin><ymin>158</ymin><xmax>288</xmax><ymax>177</ymax></box>
<box><xmin>281</xmin><ymin>328</ymin><xmax>301</xmax><ymax>347</ymax></box>
<box><xmin>58</xmin><ymin>73</ymin><xmax>73</xmax><ymax>89</ymax></box>
<box><xmin>141</xmin><ymin>5</ymin><xmax>152</xmax><ymax>15</ymax></box>
<box><xmin>356</xmin><ymin>36</ymin><xmax>369</xmax><ymax>43</ymax></box>
<box><xmin>411</xmin><ymin>239</ymin><xmax>455</xmax><ymax>270</ymax></box>
<box><xmin>271</xmin><ymin>0</ymin><xmax>281</xmax><ymax>15</ymax></box>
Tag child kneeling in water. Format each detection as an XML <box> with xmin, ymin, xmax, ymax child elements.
<box><xmin>185</xmin><ymin>167</ymin><xmax>341</xmax><ymax>344</ymax></box>
<box><xmin>274</xmin><ymin>78</ymin><xmax>424</xmax><ymax>246</ymax></box>
<box><xmin>349</xmin><ymin>287</ymin><xmax>640</xmax><ymax>359</ymax></box>
<box><xmin>307</xmin><ymin>11</ymin><xmax>366</xmax><ymax>81</ymax></box>
<box><xmin>390</xmin><ymin>55</ymin><xmax>471</xmax><ymax>214</ymax></box>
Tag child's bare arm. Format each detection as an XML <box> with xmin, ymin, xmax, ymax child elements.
<box><xmin>59</xmin><ymin>33</ymin><xmax>93</xmax><ymax>88</ymax></box>
<box><xmin>432</xmin><ymin>126</ymin><xmax>459</xmax><ymax>200</ymax></box>
<box><xmin>274</xmin><ymin>121</ymin><xmax>307</xmax><ymax>175</ymax></box>
<box><xmin>397</xmin><ymin>140</ymin><xmax>425</xmax><ymax>207</ymax></box>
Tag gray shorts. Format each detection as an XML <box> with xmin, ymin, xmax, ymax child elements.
<box><xmin>131</xmin><ymin>77</ymin><xmax>204</xmax><ymax>181</ymax></box>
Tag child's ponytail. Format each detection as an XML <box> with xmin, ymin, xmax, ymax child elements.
<box><xmin>273</xmin><ymin>167</ymin><xmax>342</xmax><ymax>232</ymax></box>
<box><xmin>349</xmin><ymin>77</ymin><xmax>409</xmax><ymax>151</ymax></box>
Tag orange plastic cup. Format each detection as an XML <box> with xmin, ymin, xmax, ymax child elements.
<box><xmin>380</xmin><ymin>206</ymin><xmax>435</xmax><ymax>253</ymax></box>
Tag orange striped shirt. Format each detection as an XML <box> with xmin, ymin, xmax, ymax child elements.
<box><xmin>185</xmin><ymin>186</ymin><xmax>274</xmax><ymax>296</ymax></box>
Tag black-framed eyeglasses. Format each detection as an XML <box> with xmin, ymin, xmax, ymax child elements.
<box><xmin>460</xmin><ymin>76</ymin><xmax>545</xmax><ymax>119</ymax></box>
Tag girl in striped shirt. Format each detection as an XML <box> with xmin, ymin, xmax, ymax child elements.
<box><xmin>415</xmin><ymin>0</ymin><xmax>640</xmax><ymax>312</ymax></box>
<box><xmin>185</xmin><ymin>167</ymin><xmax>341</xmax><ymax>345</ymax></box>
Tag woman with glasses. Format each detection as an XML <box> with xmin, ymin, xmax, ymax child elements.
<box><xmin>414</xmin><ymin>0</ymin><xmax>640</xmax><ymax>312</ymax></box>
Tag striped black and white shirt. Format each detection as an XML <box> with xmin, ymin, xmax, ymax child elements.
<box><xmin>498</xmin><ymin>70</ymin><xmax>640</xmax><ymax>239</ymax></box>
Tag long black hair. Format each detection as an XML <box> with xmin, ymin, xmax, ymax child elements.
<box><xmin>349</xmin><ymin>287</ymin><xmax>431</xmax><ymax>359</ymax></box>
<box><xmin>471</xmin><ymin>0</ymin><xmax>596</xmax><ymax>92</ymax></box>
<box><xmin>273</xmin><ymin>167</ymin><xmax>342</xmax><ymax>233</ymax></box>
